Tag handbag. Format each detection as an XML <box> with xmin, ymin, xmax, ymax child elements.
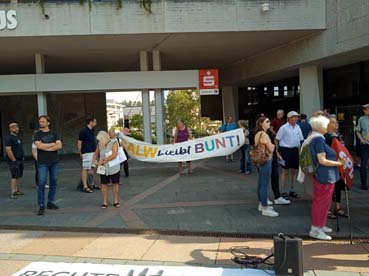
<box><xmin>249</xmin><ymin>131</ymin><xmax>270</xmax><ymax>166</ymax></box>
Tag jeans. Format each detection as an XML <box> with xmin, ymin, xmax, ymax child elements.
<box><xmin>37</xmin><ymin>163</ymin><xmax>59</xmax><ymax>208</ymax></box>
<box><xmin>257</xmin><ymin>159</ymin><xmax>272</xmax><ymax>207</ymax></box>
<box><xmin>360</xmin><ymin>144</ymin><xmax>369</xmax><ymax>188</ymax></box>
<box><xmin>240</xmin><ymin>145</ymin><xmax>252</xmax><ymax>173</ymax></box>
<box><xmin>34</xmin><ymin>161</ymin><xmax>38</xmax><ymax>186</ymax></box>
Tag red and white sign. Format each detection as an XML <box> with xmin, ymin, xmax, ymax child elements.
<box><xmin>199</xmin><ymin>69</ymin><xmax>219</xmax><ymax>95</ymax></box>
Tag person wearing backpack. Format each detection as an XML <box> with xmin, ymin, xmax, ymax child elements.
<box><xmin>302</xmin><ymin>115</ymin><xmax>345</xmax><ymax>240</ymax></box>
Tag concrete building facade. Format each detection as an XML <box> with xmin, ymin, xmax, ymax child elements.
<box><xmin>0</xmin><ymin>0</ymin><xmax>368</xmax><ymax>154</ymax></box>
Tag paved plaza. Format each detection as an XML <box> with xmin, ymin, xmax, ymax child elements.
<box><xmin>0</xmin><ymin>156</ymin><xmax>368</xmax><ymax>275</ymax></box>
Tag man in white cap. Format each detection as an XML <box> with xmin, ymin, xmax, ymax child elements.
<box><xmin>275</xmin><ymin>111</ymin><xmax>304</xmax><ymax>201</ymax></box>
<box><xmin>356</xmin><ymin>103</ymin><xmax>369</xmax><ymax>190</ymax></box>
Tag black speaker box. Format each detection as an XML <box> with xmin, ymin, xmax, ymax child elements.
<box><xmin>274</xmin><ymin>235</ymin><xmax>303</xmax><ymax>276</ymax></box>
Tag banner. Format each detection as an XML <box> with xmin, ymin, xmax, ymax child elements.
<box><xmin>11</xmin><ymin>262</ymin><xmax>272</xmax><ymax>276</ymax></box>
<box><xmin>331</xmin><ymin>137</ymin><xmax>354</xmax><ymax>189</ymax></box>
<box><xmin>120</xmin><ymin>128</ymin><xmax>245</xmax><ymax>163</ymax></box>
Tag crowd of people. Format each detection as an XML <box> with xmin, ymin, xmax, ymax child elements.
<box><xmin>3</xmin><ymin>103</ymin><xmax>369</xmax><ymax>240</ymax></box>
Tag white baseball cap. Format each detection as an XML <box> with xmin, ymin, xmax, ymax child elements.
<box><xmin>287</xmin><ymin>111</ymin><xmax>300</xmax><ymax>118</ymax></box>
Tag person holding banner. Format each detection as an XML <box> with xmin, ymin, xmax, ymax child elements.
<box><xmin>94</xmin><ymin>131</ymin><xmax>121</xmax><ymax>209</ymax></box>
<box><xmin>324</xmin><ymin>115</ymin><xmax>348</xmax><ymax>218</ymax></box>
<box><xmin>173</xmin><ymin>119</ymin><xmax>193</xmax><ymax>175</ymax></box>
<box><xmin>308</xmin><ymin>115</ymin><xmax>345</xmax><ymax>240</ymax></box>
<box><xmin>219</xmin><ymin>115</ymin><xmax>238</xmax><ymax>162</ymax></box>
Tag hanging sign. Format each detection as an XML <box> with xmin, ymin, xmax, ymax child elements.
<box><xmin>199</xmin><ymin>69</ymin><xmax>219</xmax><ymax>95</ymax></box>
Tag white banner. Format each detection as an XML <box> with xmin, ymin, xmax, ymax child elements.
<box><xmin>121</xmin><ymin>128</ymin><xmax>245</xmax><ymax>163</ymax></box>
<box><xmin>11</xmin><ymin>262</ymin><xmax>274</xmax><ymax>276</ymax></box>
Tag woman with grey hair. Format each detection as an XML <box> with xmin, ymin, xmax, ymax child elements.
<box><xmin>93</xmin><ymin>131</ymin><xmax>120</xmax><ymax>209</ymax></box>
<box><xmin>305</xmin><ymin>115</ymin><xmax>345</xmax><ymax>240</ymax></box>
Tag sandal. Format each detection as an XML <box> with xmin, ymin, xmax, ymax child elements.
<box><xmin>83</xmin><ymin>187</ymin><xmax>93</xmax><ymax>193</ymax></box>
<box><xmin>327</xmin><ymin>210</ymin><xmax>337</xmax><ymax>219</ymax></box>
<box><xmin>113</xmin><ymin>203</ymin><xmax>120</xmax><ymax>208</ymax></box>
<box><xmin>93</xmin><ymin>185</ymin><xmax>101</xmax><ymax>190</ymax></box>
<box><xmin>334</xmin><ymin>208</ymin><xmax>348</xmax><ymax>217</ymax></box>
<box><xmin>101</xmin><ymin>204</ymin><xmax>107</xmax><ymax>209</ymax></box>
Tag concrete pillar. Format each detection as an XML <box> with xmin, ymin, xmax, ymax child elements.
<box><xmin>140</xmin><ymin>51</ymin><xmax>152</xmax><ymax>143</ymax></box>
<box><xmin>153</xmin><ymin>50</ymin><xmax>165</xmax><ymax>144</ymax></box>
<box><xmin>221</xmin><ymin>86</ymin><xmax>239</xmax><ymax>122</ymax></box>
<box><xmin>35</xmin><ymin>53</ymin><xmax>47</xmax><ymax>116</ymax></box>
<box><xmin>299</xmin><ymin>66</ymin><xmax>323</xmax><ymax>117</ymax></box>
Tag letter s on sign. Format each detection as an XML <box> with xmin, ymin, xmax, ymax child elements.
<box><xmin>6</xmin><ymin>10</ymin><xmax>17</xmax><ymax>30</ymax></box>
<box><xmin>203</xmin><ymin>76</ymin><xmax>215</xmax><ymax>87</ymax></box>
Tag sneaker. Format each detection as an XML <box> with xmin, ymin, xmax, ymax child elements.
<box><xmin>281</xmin><ymin>193</ymin><xmax>289</xmax><ymax>200</ymax></box>
<box><xmin>10</xmin><ymin>193</ymin><xmax>18</xmax><ymax>199</ymax></box>
<box><xmin>309</xmin><ymin>228</ymin><xmax>332</xmax><ymax>240</ymax></box>
<box><xmin>245</xmin><ymin>171</ymin><xmax>251</xmax><ymax>175</ymax></box>
<box><xmin>45</xmin><ymin>184</ymin><xmax>50</xmax><ymax>189</ymax></box>
<box><xmin>261</xmin><ymin>208</ymin><xmax>279</xmax><ymax>217</ymax></box>
<box><xmin>47</xmin><ymin>202</ymin><xmax>59</xmax><ymax>210</ymax></box>
<box><xmin>322</xmin><ymin>226</ymin><xmax>333</xmax><ymax>233</ymax></box>
<box><xmin>274</xmin><ymin>197</ymin><xmax>291</xmax><ymax>205</ymax></box>
<box><xmin>267</xmin><ymin>199</ymin><xmax>273</xmax><ymax>206</ymax></box>
<box><xmin>15</xmin><ymin>191</ymin><xmax>24</xmax><ymax>196</ymax></box>
<box><xmin>258</xmin><ymin>203</ymin><xmax>274</xmax><ymax>212</ymax></box>
<box><xmin>361</xmin><ymin>186</ymin><xmax>368</xmax><ymax>190</ymax></box>
<box><xmin>37</xmin><ymin>207</ymin><xmax>45</xmax><ymax>216</ymax></box>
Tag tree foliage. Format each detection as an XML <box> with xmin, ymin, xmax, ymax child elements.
<box><xmin>165</xmin><ymin>90</ymin><xmax>200</xmax><ymax>130</ymax></box>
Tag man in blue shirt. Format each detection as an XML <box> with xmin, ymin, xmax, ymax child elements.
<box><xmin>356</xmin><ymin>103</ymin><xmax>369</xmax><ymax>190</ymax></box>
<box><xmin>297</xmin><ymin>113</ymin><xmax>312</xmax><ymax>139</ymax></box>
<box><xmin>219</xmin><ymin>115</ymin><xmax>238</xmax><ymax>162</ymax></box>
<box><xmin>77</xmin><ymin>116</ymin><xmax>98</xmax><ymax>193</ymax></box>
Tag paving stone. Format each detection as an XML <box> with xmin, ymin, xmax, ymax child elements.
<box><xmin>0</xmin><ymin>230</ymin><xmax>46</xmax><ymax>253</ymax></box>
<box><xmin>8</xmin><ymin>253</ymin><xmax>43</xmax><ymax>261</ymax></box>
<box><xmin>39</xmin><ymin>255</ymin><xmax>77</xmax><ymax>263</ymax></box>
<box><xmin>13</xmin><ymin>231</ymin><xmax>100</xmax><ymax>256</ymax></box>
<box><xmin>142</xmin><ymin>235</ymin><xmax>219</xmax><ymax>264</ymax></box>
<box><xmin>73</xmin><ymin>233</ymin><xmax>159</xmax><ymax>260</ymax></box>
<box><xmin>0</xmin><ymin>260</ymin><xmax>31</xmax><ymax>276</ymax></box>
<box><xmin>100</xmin><ymin>259</ymin><xmax>128</xmax><ymax>265</ymax></box>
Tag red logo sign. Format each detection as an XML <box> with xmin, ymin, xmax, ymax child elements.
<box><xmin>199</xmin><ymin>69</ymin><xmax>219</xmax><ymax>90</ymax></box>
<box><xmin>199</xmin><ymin>69</ymin><xmax>219</xmax><ymax>95</ymax></box>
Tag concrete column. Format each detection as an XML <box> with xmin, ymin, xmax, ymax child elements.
<box><xmin>140</xmin><ymin>51</ymin><xmax>152</xmax><ymax>143</ymax></box>
<box><xmin>299</xmin><ymin>66</ymin><xmax>323</xmax><ymax>117</ymax></box>
<box><xmin>35</xmin><ymin>53</ymin><xmax>47</xmax><ymax>116</ymax></box>
<box><xmin>153</xmin><ymin>50</ymin><xmax>165</xmax><ymax>144</ymax></box>
<box><xmin>221</xmin><ymin>86</ymin><xmax>239</xmax><ymax>122</ymax></box>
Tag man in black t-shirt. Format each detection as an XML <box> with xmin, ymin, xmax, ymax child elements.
<box><xmin>5</xmin><ymin>122</ymin><xmax>25</xmax><ymax>199</ymax></box>
<box><xmin>77</xmin><ymin>116</ymin><xmax>98</xmax><ymax>192</ymax></box>
<box><xmin>34</xmin><ymin>115</ymin><xmax>63</xmax><ymax>216</ymax></box>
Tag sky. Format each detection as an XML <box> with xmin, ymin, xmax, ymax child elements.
<box><xmin>106</xmin><ymin>91</ymin><xmax>143</xmax><ymax>103</ymax></box>
<box><xmin>106</xmin><ymin>91</ymin><xmax>169</xmax><ymax>103</ymax></box>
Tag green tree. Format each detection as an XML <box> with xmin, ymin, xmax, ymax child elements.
<box><xmin>115</xmin><ymin>118</ymin><xmax>124</xmax><ymax>127</ymax></box>
<box><xmin>129</xmin><ymin>114</ymin><xmax>144</xmax><ymax>134</ymax></box>
<box><xmin>165</xmin><ymin>90</ymin><xmax>200</xmax><ymax>130</ymax></box>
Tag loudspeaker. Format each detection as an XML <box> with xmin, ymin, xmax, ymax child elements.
<box><xmin>274</xmin><ymin>235</ymin><xmax>303</xmax><ymax>276</ymax></box>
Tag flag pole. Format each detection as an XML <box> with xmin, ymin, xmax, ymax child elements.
<box><xmin>343</xmin><ymin>178</ymin><xmax>353</xmax><ymax>244</ymax></box>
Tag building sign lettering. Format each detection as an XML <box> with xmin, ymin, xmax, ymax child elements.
<box><xmin>0</xmin><ymin>10</ymin><xmax>17</xmax><ymax>30</ymax></box>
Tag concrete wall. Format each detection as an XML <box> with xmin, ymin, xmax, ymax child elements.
<box><xmin>0</xmin><ymin>92</ymin><xmax>107</xmax><ymax>156</ymax></box>
<box><xmin>0</xmin><ymin>0</ymin><xmax>325</xmax><ymax>37</ymax></box>
<box><xmin>222</xmin><ymin>0</ymin><xmax>369</xmax><ymax>85</ymax></box>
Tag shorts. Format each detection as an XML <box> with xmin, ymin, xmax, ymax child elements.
<box><xmin>279</xmin><ymin>147</ymin><xmax>299</xmax><ymax>169</ymax></box>
<box><xmin>100</xmin><ymin>171</ymin><xmax>120</xmax><ymax>184</ymax></box>
<box><xmin>82</xmin><ymin>152</ymin><xmax>95</xmax><ymax>169</ymax></box>
<box><xmin>8</xmin><ymin>160</ymin><xmax>24</xmax><ymax>179</ymax></box>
